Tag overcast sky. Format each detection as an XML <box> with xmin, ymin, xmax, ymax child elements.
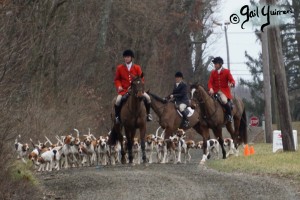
<box><xmin>208</xmin><ymin>0</ymin><xmax>261</xmax><ymax>81</ymax></box>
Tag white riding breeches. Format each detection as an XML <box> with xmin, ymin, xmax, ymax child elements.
<box><xmin>115</xmin><ymin>92</ymin><xmax>151</xmax><ymax>106</ymax></box>
<box><xmin>217</xmin><ymin>91</ymin><xmax>228</xmax><ymax>104</ymax></box>
<box><xmin>179</xmin><ymin>103</ymin><xmax>187</xmax><ymax>112</ymax></box>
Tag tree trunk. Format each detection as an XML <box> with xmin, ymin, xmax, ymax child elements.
<box><xmin>261</xmin><ymin>26</ymin><xmax>272</xmax><ymax>143</ymax></box>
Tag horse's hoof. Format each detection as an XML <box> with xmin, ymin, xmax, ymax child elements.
<box><xmin>200</xmin><ymin>160</ymin><xmax>205</xmax><ymax>165</ymax></box>
<box><xmin>121</xmin><ymin>157</ymin><xmax>126</xmax><ymax>164</ymax></box>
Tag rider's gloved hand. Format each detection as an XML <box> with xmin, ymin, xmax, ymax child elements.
<box><xmin>208</xmin><ymin>88</ymin><xmax>214</xmax><ymax>96</ymax></box>
<box><xmin>118</xmin><ymin>86</ymin><xmax>124</xmax><ymax>92</ymax></box>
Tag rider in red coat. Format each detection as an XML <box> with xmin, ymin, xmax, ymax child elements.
<box><xmin>208</xmin><ymin>57</ymin><xmax>235</xmax><ymax>122</ymax></box>
<box><xmin>114</xmin><ymin>49</ymin><xmax>152</xmax><ymax>124</ymax></box>
<box><xmin>114</xmin><ymin>61</ymin><xmax>143</xmax><ymax>96</ymax></box>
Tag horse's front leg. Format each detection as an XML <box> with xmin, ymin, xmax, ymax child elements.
<box><xmin>125</xmin><ymin>129</ymin><xmax>135</xmax><ymax>164</ymax></box>
<box><xmin>162</xmin><ymin>128</ymin><xmax>172</xmax><ymax>164</ymax></box>
<box><xmin>218</xmin><ymin>137</ymin><xmax>226</xmax><ymax>159</ymax></box>
<box><xmin>139</xmin><ymin>126</ymin><xmax>147</xmax><ymax>164</ymax></box>
<box><xmin>200</xmin><ymin>128</ymin><xmax>210</xmax><ymax>165</ymax></box>
<box><xmin>226</xmin><ymin>119</ymin><xmax>238</xmax><ymax>148</ymax></box>
<box><xmin>200</xmin><ymin>139</ymin><xmax>208</xmax><ymax>165</ymax></box>
<box><xmin>177</xmin><ymin>145</ymin><xmax>182</xmax><ymax>164</ymax></box>
<box><xmin>119</xmin><ymin>135</ymin><xmax>126</xmax><ymax>164</ymax></box>
<box><xmin>127</xmin><ymin>139</ymin><xmax>133</xmax><ymax>163</ymax></box>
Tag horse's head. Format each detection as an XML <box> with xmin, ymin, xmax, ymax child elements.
<box><xmin>130</xmin><ymin>75</ymin><xmax>144</xmax><ymax>98</ymax></box>
<box><xmin>190</xmin><ymin>83</ymin><xmax>203</xmax><ymax>104</ymax></box>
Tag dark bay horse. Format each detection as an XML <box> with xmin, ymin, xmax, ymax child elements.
<box><xmin>190</xmin><ymin>84</ymin><xmax>248</xmax><ymax>151</ymax></box>
<box><xmin>147</xmin><ymin>91</ymin><xmax>220</xmax><ymax>164</ymax></box>
<box><xmin>147</xmin><ymin>92</ymin><xmax>202</xmax><ymax>136</ymax></box>
<box><xmin>108</xmin><ymin>76</ymin><xmax>147</xmax><ymax>164</ymax></box>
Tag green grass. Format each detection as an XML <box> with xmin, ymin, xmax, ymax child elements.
<box><xmin>208</xmin><ymin>143</ymin><xmax>300</xmax><ymax>181</ymax></box>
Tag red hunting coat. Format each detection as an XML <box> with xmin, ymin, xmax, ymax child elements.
<box><xmin>114</xmin><ymin>64</ymin><xmax>144</xmax><ymax>95</ymax></box>
<box><xmin>208</xmin><ymin>68</ymin><xmax>235</xmax><ymax>99</ymax></box>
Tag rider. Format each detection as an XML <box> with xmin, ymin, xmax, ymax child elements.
<box><xmin>114</xmin><ymin>49</ymin><xmax>152</xmax><ymax>124</ymax></box>
<box><xmin>208</xmin><ymin>56</ymin><xmax>235</xmax><ymax>122</ymax></box>
<box><xmin>168</xmin><ymin>71</ymin><xmax>189</xmax><ymax>128</ymax></box>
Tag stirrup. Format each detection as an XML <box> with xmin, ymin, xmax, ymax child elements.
<box><xmin>115</xmin><ymin>116</ymin><xmax>121</xmax><ymax>124</ymax></box>
<box><xmin>183</xmin><ymin>120</ymin><xmax>189</xmax><ymax>128</ymax></box>
<box><xmin>226</xmin><ymin>115</ymin><xmax>233</xmax><ymax>122</ymax></box>
<box><xmin>147</xmin><ymin>114</ymin><xmax>153</xmax><ymax>121</ymax></box>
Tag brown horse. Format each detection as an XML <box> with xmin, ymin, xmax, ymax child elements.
<box><xmin>190</xmin><ymin>84</ymin><xmax>248</xmax><ymax>151</ymax></box>
<box><xmin>147</xmin><ymin>91</ymin><xmax>219</xmax><ymax>164</ymax></box>
<box><xmin>108</xmin><ymin>76</ymin><xmax>147</xmax><ymax>164</ymax></box>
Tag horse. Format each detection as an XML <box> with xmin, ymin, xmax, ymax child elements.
<box><xmin>108</xmin><ymin>75</ymin><xmax>147</xmax><ymax>164</ymax></box>
<box><xmin>190</xmin><ymin>84</ymin><xmax>248</xmax><ymax>153</ymax></box>
<box><xmin>147</xmin><ymin>91</ymin><xmax>216</xmax><ymax>164</ymax></box>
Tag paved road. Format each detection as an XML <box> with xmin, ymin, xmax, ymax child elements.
<box><xmin>37</xmin><ymin>149</ymin><xmax>299</xmax><ymax>200</ymax></box>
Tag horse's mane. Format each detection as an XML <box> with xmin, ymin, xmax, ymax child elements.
<box><xmin>147</xmin><ymin>92</ymin><xmax>167</xmax><ymax>104</ymax></box>
<box><xmin>190</xmin><ymin>83</ymin><xmax>207</xmax><ymax>91</ymax></box>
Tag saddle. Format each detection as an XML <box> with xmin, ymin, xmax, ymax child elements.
<box><xmin>213</xmin><ymin>93</ymin><xmax>233</xmax><ymax>110</ymax></box>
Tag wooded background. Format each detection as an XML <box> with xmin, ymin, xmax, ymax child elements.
<box><xmin>1</xmin><ymin>0</ymin><xmax>300</xmax><ymax>199</ymax></box>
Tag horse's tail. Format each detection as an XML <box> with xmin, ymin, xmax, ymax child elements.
<box><xmin>108</xmin><ymin>124</ymin><xmax>121</xmax><ymax>146</ymax></box>
<box><xmin>239</xmin><ymin>108</ymin><xmax>248</xmax><ymax>144</ymax></box>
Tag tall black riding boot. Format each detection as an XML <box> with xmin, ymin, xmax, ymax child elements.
<box><xmin>224</xmin><ymin>102</ymin><xmax>232</xmax><ymax>122</ymax></box>
<box><xmin>181</xmin><ymin>111</ymin><xmax>189</xmax><ymax>128</ymax></box>
<box><xmin>114</xmin><ymin>105</ymin><xmax>121</xmax><ymax>124</ymax></box>
<box><xmin>145</xmin><ymin>102</ymin><xmax>152</xmax><ymax>121</ymax></box>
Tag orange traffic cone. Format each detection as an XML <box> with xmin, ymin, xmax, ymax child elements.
<box><xmin>244</xmin><ymin>144</ymin><xmax>250</xmax><ymax>156</ymax></box>
<box><xmin>249</xmin><ymin>146</ymin><xmax>255</xmax><ymax>155</ymax></box>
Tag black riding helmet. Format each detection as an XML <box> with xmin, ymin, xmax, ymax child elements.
<box><xmin>175</xmin><ymin>71</ymin><xmax>183</xmax><ymax>78</ymax></box>
<box><xmin>123</xmin><ymin>49</ymin><xmax>134</xmax><ymax>58</ymax></box>
<box><xmin>212</xmin><ymin>57</ymin><xmax>224</xmax><ymax>65</ymax></box>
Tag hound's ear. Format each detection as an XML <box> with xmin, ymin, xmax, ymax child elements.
<box><xmin>146</xmin><ymin>89</ymin><xmax>150</xmax><ymax>93</ymax></box>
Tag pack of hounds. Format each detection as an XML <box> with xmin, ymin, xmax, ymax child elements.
<box><xmin>14</xmin><ymin>128</ymin><xmax>239</xmax><ymax>172</ymax></box>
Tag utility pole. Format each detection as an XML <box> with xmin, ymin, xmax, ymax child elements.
<box><xmin>213</xmin><ymin>21</ymin><xmax>231</xmax><ymax>70</ymax></box>
<box><xmin>224</xmin><ymin>22</ymin><xmax>230</xmax><ymax>70</ymax></box>
<box><xmin>260</xmin><ymin>0</ymin><xmax>272</xmax><ymax>143</ymax></box>
<box><xmin>266</xmin><ymin>0</ymin><xmax>295</xmax><ymax>151</ymax></box>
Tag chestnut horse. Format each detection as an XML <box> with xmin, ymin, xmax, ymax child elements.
<box><xmin>190</xmin><ymin>84</ymin><xmax>248</xmax><ymax>151</ymax></box>
<box><xmin>147</xmin><ymin>91</ymin><xmax>225</xmax><ymax>164</ymax></box>
<box><xmin>108</xmin><ymin>76</ymin><xmax>147</xmax><ymax>164</ymax></box>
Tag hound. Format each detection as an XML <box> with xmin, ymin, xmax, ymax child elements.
<box><xmin>196</xmin><ymin>139</ymin><xmax>220</xmax><ymax>160</ymax></box>
<box><xmin>15</xmin><ymin>135</ymin><xmax>30</xmax><ymax>163</ymax></box>
<box><xmin>145</xmin><ymin>134</ymin><xmax>156</xmax><ymax>163</ymax></box>
<box><xmin>36</xmin><ymin>147</ymin><xmax>62</xmax><ymax>172</ymax></box>
<box><xmin>185</xmin><ymin>140</ymin><xmax>195</xmax><ymax>163</ymax></box>
<box><xmin>223</xmin><ymin>138</ymin><xmax>239</xmax><ymax>157</ymax></box>
<box><xmin>96</xmin><ymin>136</ymin><xmax>109</xmax><ymax>166</ymax></box>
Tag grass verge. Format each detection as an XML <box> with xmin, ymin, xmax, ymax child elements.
<box><xmin>207</xmin><ymin>143</ymin><xmax>300</xmax><ymax>182</ymax></box>
<box><xmin>10</xmin><ymin>160</ymin><xmax>38</xmax><ymax>185</ymax></box>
